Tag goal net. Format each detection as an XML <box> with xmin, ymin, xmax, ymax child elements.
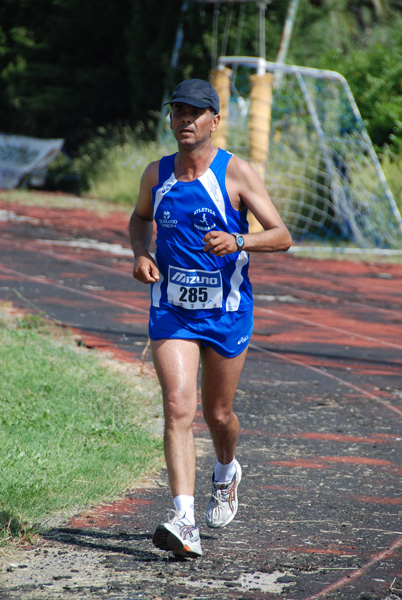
<box><xmin>217</xmin><ymin>58</ymin><xmax>402</xmax><ymax>249</ymax></box>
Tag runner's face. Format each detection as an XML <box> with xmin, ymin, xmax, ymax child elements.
<box><xmin>170</xmin><ymin>103</ymin><xmax>218</xmax><ymax>146</ymax></box>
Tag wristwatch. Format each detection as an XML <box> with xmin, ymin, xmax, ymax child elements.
<box><xmin>231</xmin><ymin>233</ymin><xmax>245</xmax><ymax>251</ymax></box>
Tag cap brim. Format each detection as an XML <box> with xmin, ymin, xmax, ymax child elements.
<box><xmin>164</xmin><ymin>97</ymin><xmax>212</xmax><ymax>109</ymax></box>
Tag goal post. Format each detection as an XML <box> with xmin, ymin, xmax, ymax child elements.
<box><xmin>212</xmin><ymin>57</ymin><xmax>402</xmax><ymax>249</ymax></box>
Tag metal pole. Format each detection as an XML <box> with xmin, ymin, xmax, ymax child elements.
<box><xmin>275</xmin><ymin>0</ymin><xmax>300</xmax><ymax>88</ymax></box>
<box><xmin>257</xmin><ymin>1</ymin><xmax>268</xmax><ymax>74</ymax></box>
<box><xmin>220</xmin><ymin>2</ymin><xmax>233</xmax><ymax>57</ymax></box>
<box><xmin>232</xmin><ymin>3</ymin><xmax>245</xmax><ymax>84</ymax></box>
<box><xmin>212</xmin><ymin>3</ymin><xmax>221</xmax><ymax>68</ymax></box>
<box><xmin>276</xmin><ymin>0</ymin><xmax>300</xmax><ymax>65</ymax></box>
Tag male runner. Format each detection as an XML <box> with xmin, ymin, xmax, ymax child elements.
<box><xmin>129</xmin><ymin>78</ymin><xmax>291</xmax><ymax>558</ymax></box>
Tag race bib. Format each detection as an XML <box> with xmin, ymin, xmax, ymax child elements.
<box><xmin>167</xmin><ymin>266</ymin><xmax>223</xmax><ymax>310</ymax></box>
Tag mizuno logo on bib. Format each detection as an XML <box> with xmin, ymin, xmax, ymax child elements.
<box><xmin>168</xmin><ymin>266</ymin><xmax>223</xmax><ymax>310</ymax></box>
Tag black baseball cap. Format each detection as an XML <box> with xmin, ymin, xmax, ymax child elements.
<box><xmin>165</xmin><ymin>79</ymin><xmax>220</xmax><ymax>113</ymax></box>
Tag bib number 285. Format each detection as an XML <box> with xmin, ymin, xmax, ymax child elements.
<box><xmin>179</xmin><ymin>286</ymin><xmax>208</xmax><ymax>304</ymax></box>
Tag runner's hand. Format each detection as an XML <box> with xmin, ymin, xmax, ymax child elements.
<box><xmin>203</xmin><ymin>231</ymin><xmax>237</xmax><ymax>256</ymax></box>
<box><xmin>133</xmin><ymin>255</ymin><xmax>160</xmax><ymax>284</ymax></box>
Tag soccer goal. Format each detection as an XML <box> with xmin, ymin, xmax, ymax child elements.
<box><xmin>213</xmin><ymin>57</ymin><xmax>402</xmax><ymax>249</ymax></box>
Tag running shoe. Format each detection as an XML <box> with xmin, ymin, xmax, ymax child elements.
<box><xmin>152</xmin><ymin>510</ymin><xmax>202</xmax><ymax>558</ymax></box>
<box><xmin>205</xmin><ymin>459</ymin><xmax>242</xmax><ymax>528</ymax></box>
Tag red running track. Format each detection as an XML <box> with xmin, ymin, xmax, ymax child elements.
<box><xmin>1</xmin><ymin>198</ymin><xmax>401</xmax><ymax>600</ymax></box>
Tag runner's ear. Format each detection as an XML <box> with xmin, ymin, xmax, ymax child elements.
<box><xmin>211</xmin><ymin>113</ymin><xmax>220</xmax><ymax>134</ymax></box>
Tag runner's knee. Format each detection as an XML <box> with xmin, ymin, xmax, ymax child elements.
<box><xmin>163</xmin><ymin>390</ymin><xmax>197</xmax><ymax>428</ymax></box>
<box><xmin>203</xmin><ymin>404</ymin><xmax>235</xmax><ymax>430</ymax></box>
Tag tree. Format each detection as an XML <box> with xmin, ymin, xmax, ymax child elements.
<box><xmin>0</xmin><ymin>0</ymin><xmax>401</xmax><ymax>155</ymax></box>
<box><xmin>288</xmin><ymin>0</ymin><xmax>397</xmax><ymax>62</ymax></box>
<box><xmin>0</xmin><ymin>0</ymin><xmax>132</xmax><ymax>150</ymax></box>
<box><xmin>319</xmin><ymin>15</ymin><xmax>402</xmax><ymax>151</ymax></box>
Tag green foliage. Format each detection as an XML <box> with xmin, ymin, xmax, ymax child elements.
<box><xmin>75</xmin><ymin>126</ymin><xmax>176</xmax><ymax>204</ymax></box>
<box><xmin>316</xmin><ymin>16</ymin><xmax>402</xmax><ymax>152</ymax></box>
<box><xmin>0</xmin><ymin>0</ymin><xmax>401</xmax><ymax>163</ymax></box>
<box><xmin>289</xmin><ymin>0</ymin><xmax>396</xmax><ymax>62</ymax></box>
<box><xmin>0</xmin><ymin>0</ymin><xmax>132</xmax><ymax>150</ymax></box>
<box><xmin>286</xmin><ymin>2</ymin><xmax>402</xmax><ymax>157</ymax></box>
<box><xmin>0</xmin><ymin>0</ymin><xmax>294</xmax><ymax>153</ymax></box>
<box><xmin>127</xmin><ymin>0</ymin><xmax>187</xmax><ymax>119</ymax></box>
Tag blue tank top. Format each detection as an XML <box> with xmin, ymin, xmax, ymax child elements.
<box><xmin>151</xmin><ymin>148</ymin><xmax>253</xmax><ymax>318</ymax></box>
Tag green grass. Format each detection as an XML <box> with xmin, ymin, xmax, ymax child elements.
<box><xmin>0</xmin><ymin>307</ymin><xmax>163</xmax><ymax>545</ymax></box>
<box><xmin>75</xmin><ymin>128</ymin><xmax>176</xmax><ymax>205</ymax></box>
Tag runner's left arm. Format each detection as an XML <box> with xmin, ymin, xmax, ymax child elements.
<box><xmin>203</xmin><ymin>155</ymin><xmax>292</xmax><ymax>256</ymax></box>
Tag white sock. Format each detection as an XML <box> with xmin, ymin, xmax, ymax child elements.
<box><xmin>214</xmin><ymin>458</ymin><xmax>236</xmax><ymax>483</ymax></box>
<box><xmin>173</xmin><ymin>495</ymin><xmax>195</xmax><ymax>525</ymax></box>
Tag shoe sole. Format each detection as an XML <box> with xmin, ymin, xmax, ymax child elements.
<box><xmin>152</xmin><ymin>524</ymin><xmax>202</xmax><ymax>558</ymax></box>
<box><xmin>206</xmin><ymin>460</ymin><xmax>242</xmax><ymax>529</ymax></box>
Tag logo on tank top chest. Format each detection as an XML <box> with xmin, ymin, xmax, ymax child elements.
<box><xmin>193</xmin><ymin>207</ymin><xmax>216</xmax><ymax>232</ymax></box>
<box><xmin>158</xmin><ymin>210</ymin><xmax>178</xmax><ymax>228</ymax></box>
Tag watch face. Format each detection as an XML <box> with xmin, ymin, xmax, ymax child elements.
<box><xmin>237</xmin><ymin>235</ymin><xmax>244</xmax><ymax>249</ymax></box>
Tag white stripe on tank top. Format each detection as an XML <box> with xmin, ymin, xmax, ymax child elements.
<box><xmin>153</xmin><ymin>172</ymin><xmax>177</xmax><ymax>217</ymax></box>
<box><xmin>226</xmin><ymin>251</ymin><xmax>248</xmax><ymax>311</ymax></box>
<box><xmin>152</xmin><ymin>172</ymin><xmax>176</xmax><ymax>307</ymax></box>
<box><xmin>199</xmin><ymin>169</ymin><xmax>228</xmax><ymax>225</ymax></box>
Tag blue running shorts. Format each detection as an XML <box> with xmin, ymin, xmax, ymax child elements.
<box><xmin>149</xmin><ymin>306</ymin><xmax>253</xmax><ymax>358</ymax></box>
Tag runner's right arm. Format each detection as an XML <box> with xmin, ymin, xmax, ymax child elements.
<box><xmin>129</xmin><ymin>161</ymin><xmax>160</xmax><ymax>284</ymax></box>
